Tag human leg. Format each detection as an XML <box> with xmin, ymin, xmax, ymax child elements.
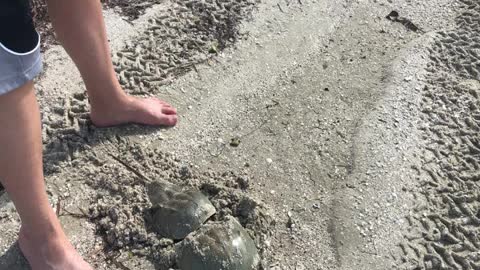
<box><xmin>46</xmin><ymin>0</ymin><xmax>178</xmax><ymax>127</ymax></box>
<box><xmin>0</xmin><ymin>82</ymin><xmax>92</xmax><ymax>270</ymax></box>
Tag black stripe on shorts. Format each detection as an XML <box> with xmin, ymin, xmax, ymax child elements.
<box><xmin>0</xmin><ymin>0</ymin><xmax>39</xmax><ymax>53</ymax></box>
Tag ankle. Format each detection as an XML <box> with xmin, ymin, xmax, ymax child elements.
<box><xmin>19</xmin><ymin>225</ymin><xmax>71</xmax><ymax>266</ymax></box>
<box><xmin>20</xmin><ymin>221</ymin><xmax>65</xmax><ymax>246</ymax></box>
<box><xmin>87</xmin><ymin>80</ymin><xmax>130</xmax><ymax>110</ymax></box>
<box><xmin>90</xmin><ymin>91</ymin><xmax>131</xmax><ymax>112</ymax></box>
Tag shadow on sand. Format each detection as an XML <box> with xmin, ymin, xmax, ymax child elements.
<box><xmin>43</xmin><ymin>121</ymin><xmax>171</xmax><ymax>176</ymax></box>
<box><xmin>0</xmin><ymin>122</ymin><xmax>171</xmax><ymax>270</ymax></box>
<box><xmin>0</xmin><ymin>242</ymin><xmax>29</xmax><ymax>270</ymax></box>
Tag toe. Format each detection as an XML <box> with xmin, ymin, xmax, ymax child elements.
<box><xmin>159</xmin><ymin>114</ymin><xmax>178</xmax><ymax>126</ymax></box>
<box><xmin>151</xmin><ymin>97</ymin><xmax>172</xmax><ymax>106</ymax></box>
<box><xmin>161</xmin><ymin>106</ymin><xmax>177</xmax><ymax>115</ymax></box>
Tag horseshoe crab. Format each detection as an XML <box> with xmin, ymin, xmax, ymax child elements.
<box><xmin>176</xmin><ymin>216</ymin><xmax>260</xmax><ymax>270</ymax></box>
<box><xmin>147</xmin><ymin>182</ymin><xmax>216</xmax><ymax>240</ymax></box>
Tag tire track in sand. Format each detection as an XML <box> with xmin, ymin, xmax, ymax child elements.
<box><xmin>401</xmin><ymin>1</ymin><xmax>480</xmax><ymax>269</ymax></box>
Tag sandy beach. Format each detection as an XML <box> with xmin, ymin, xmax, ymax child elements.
<box><xmin>1</xmin><ymin>0</ymin><xmax>479</xmax><ymax>269</ymax></box>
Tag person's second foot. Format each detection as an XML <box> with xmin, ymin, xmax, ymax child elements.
<box><xmin>90</xmin><ymin>95</ymin><xmax>178</xmax><ymax>127</ymax></box>
<box><xmin>18</xmin><ymin>227</ymin><xmax>93</xmax><ymax>270</ymax></box>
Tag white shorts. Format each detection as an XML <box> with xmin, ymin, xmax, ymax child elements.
<box><xmin>0</xmin><ymin>32</ymin><xmax>42</xmax><ymax>95</ymax></box>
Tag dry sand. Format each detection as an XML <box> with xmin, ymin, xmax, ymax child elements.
<box><xmin>0</xmin><ymin>0</ymin><xmax>479</xmax><ymax>269</ymax></box>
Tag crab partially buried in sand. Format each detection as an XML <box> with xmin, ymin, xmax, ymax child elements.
<box><xmin>146</xmin><ymin>181</ymin><xmax>260</xmax><ymax>270</ymax></box>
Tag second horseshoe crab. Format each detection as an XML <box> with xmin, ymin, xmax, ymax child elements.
<box><xmin>176</xmin><ymin>216</ymin><xmax>260</xmax><ymax>270</ymax></box>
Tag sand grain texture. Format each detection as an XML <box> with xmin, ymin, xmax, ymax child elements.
<box><xmin>0</xmin><ymin>0</ymin><xmax>475</xmax><ymax>269</ymax></box>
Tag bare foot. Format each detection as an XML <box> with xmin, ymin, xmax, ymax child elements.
<box><xmin>18</xmin><ymin>227</ymin><xmax>93</xmax><ymax>270</ymax></box>
<box><xmin>90</xmin><ymin>95</ymin><xmax>178</xmax><ymax>127</ymax></box>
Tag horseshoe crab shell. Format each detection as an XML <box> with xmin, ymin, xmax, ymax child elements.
<box><xmin>147</xmin><ymin>182</ymin><xmax>216</xmax><ymax>240</ymax></box>
<box><xmin>176</xmin><ymin>216</ymin><xmax>260</xmax><ymax>270</ymax></box>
